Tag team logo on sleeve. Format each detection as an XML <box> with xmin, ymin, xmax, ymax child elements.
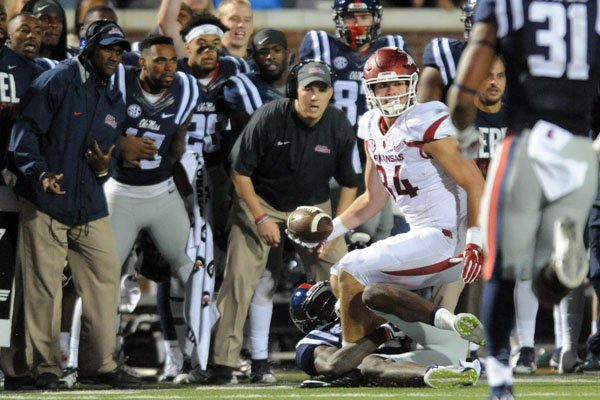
<box><xmin>127</xmin><ymin>104</ymin><xmax>142</xmax><ymax>118</ymax></box>
<box><xmin>333</xmin><ymin>56</ymin><xmax>348</xmax><ymax>70</ymax></box>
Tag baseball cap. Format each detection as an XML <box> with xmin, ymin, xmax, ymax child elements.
<box><xmin>89</xmin><ymin>21</ymin><xmax>131</xmax><ymax>51</ymax></box>
<box><xmin>32</xmin><ymin>0</ymin><xmax>62</xmax><ymax>16</ymax></box>
<box><xmin>297</xmin><ymin>62</ymin><xmax>332</xmax><ymax>88</ymax></box>
<box><xmin>252</xmin><ymin>28</ymin><xmax>287</xmax><ymax>50</ymax></box>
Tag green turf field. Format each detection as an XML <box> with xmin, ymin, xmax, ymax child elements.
<box><xmin>3</xmin><ymin>369</ymin><xmax>600</xmax><ymax>399</ymax></box>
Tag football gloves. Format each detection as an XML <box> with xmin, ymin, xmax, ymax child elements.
<box><xmin>450</xmin><ymin>227</ymin><xmax>484</xmax><ymax>284</ymax></box>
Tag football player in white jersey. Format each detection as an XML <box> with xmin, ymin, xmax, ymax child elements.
<box><xmin>290</xmin><ymin>47</ymin><xmax>486</xmax><ymax>344</ymax></box>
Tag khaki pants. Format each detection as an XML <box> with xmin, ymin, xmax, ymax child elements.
<box><xmin>19</xmin><ymin>199</ymin><xmax>121</xmax><ymax>377</ymax></box>
<box><xmin>211</xmin><ymin>195</ymin><xmax>346</xmax><ymax>367</ymax></box>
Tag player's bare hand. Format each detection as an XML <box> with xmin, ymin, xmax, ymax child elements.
<box><xmin>258</xmin><ymin>219</ymin><xmax>280</xmax><ymax>247</ymax></box>
<box><xmin>120</xmin><ymin>136</ymin><xmax>158</xmax><ymax>167</ymax></box>
<box><xmin>42</xmin><ymin>172</ymin><xmax>65</xmax><ymax>194</ymax></box>
<box><xmin>85</xmin><ymin>141</ymin><xmax>114</xmax><ymax>175</ymax></box>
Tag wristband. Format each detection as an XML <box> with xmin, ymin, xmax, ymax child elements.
<box><xmin>95</xmin><ymin>169</ymin><xmax>109</xmax><ymax>178</ymax></box>
<box><xmin>326</xmin><ymin>217</ymin><xmax>349</xmax><ymax>242</ymax></box>
<box><xmin>255</xmin><ymin>213</ymin><xmax>269</xmax><ymax>225</ymax></box>
<box><xmin>466</xmin><ymin>227</ymin><xmax>482</xmax><ymax>247</ymax></box>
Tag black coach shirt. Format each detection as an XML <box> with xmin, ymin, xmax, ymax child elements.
<box><xmin>231</xmin><ymin>98</ymin><xmax>360</xmax><ymax>212</ymax></box>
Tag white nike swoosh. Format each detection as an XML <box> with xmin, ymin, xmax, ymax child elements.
<box><xmin>258</xmin><ymin>37</ymin><xmax>269</xmax><ymax>45</ymax></box>
<box><xmin>277</xmin><ymin>141</ymin><xmax>290</xmax><ymax>146</ymax></box>
<box><xmin>162</xmin><ymin>113</ymin><xmax>174</xmax><ymax>118</ymax></box>
<box><xmin>7</xmin><ymin>65</ymin><xmax>16</xmax><ymax>69</ymax></box>
<box><xmin>36</xmin><ymin>4</ymin><xmax>51</xmax><ymax>11</ymax></box>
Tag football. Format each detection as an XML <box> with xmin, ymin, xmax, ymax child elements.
<box><xmin>287</xmin><ymin>206</ymin><xmax>333</xmax><ymax>243</ymax></box>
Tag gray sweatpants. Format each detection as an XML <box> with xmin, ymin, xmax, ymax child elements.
<box><xmin>105</xmin><ymin>183</ymin><xmax>192</xmax><ymax>273</ymax></box>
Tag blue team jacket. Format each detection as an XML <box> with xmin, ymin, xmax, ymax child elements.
<box><xmin>10</xmin><ymin>56</ymin><xmax>125</xmax><ymax>225</ymax></box>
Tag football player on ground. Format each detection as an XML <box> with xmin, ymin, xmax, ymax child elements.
<box><xmin>289</xmin><ymin>47</ymin><xmax>486</xmax><ymax>345</ymax></box>
<box><xmin>291</xmin><ymin>281</ymin><xmax>481</xmax><ymax>389</ymax></box>
<box><xmin>447</xmin><ymin>0</ymin><xmax>600</xmax><ymax>397</ymax></box>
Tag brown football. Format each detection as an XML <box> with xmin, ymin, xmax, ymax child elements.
<box><xmin>287</xmin><ymin>206</ymin><xmax>333</xmax><ymax>243</ymax></box>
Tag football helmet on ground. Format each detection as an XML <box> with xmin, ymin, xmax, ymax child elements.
<box><xmin>290</xmin><ymin>281</ymin><xmax>337</xmax><ymax>333</ymax></box>
<box><xmin>332</xmin><ymin>0</ymin><xmax>382</xmax><ymax>49</ymax></box>
<box><xmin>363</xmin><ymin>47</ymin><xmax>419</xmax><ymax>117</ymax></box>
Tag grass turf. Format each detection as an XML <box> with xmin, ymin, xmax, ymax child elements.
<box><xmin>3</xmin><ymin>369</ymin><xmax>600</xmax><ymax>399</ymax></box>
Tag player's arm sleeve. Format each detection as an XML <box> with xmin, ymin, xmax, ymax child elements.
<box><xmin>299</xmin><ymin>31</ymin><xmax>317</xmax><ymax>60</ymax></box>
<box><xmin>9</xmin><ymin>77</ymin><xmax>62</xmax><ymax>179</ymax></box>
<box><xmin>296</xmin><ymin>344</ymin><xmax>319</xmax><ymax>376</ymax></box>
<box><xmin>422</xmin><ymin>40</ymin><xmax>438</xmax><ymax>67</ymax></box>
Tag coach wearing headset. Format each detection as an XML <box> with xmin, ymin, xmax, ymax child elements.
<box><xmin>208</xmin><ymin>60</ymin><xmax>359</xmax><ymax>384</ymax></box>
<box><xmin>9</xmin><ymin>21</ymin><xmax>140</xmax><ymax>390</ymax></box>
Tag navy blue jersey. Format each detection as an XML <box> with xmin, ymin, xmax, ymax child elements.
<box><xmin>299</xmin><ymin>31</ymin><xmax>408</xmax><ymax>128</ymax></box>
<box><xmin>475</xmin><ymin>0</ymin><xmax>600</xmax><ymax>135</ymax></box>
<box><xmin>422</xmin><ymin>38</ymin><xmax>466</xmax><ymax>101</ymax></box>
<box><xmin>474</xmin><ymin>105</ymin><xmax>509</xmax><ymax>178</ymax></box>
<box><xmin>223</xmin><ymin>71</ymin><xmax>284</xmax><ymax>115</ymax></box>
<box><xmin>0</xmin><ymin>47</ymin><xmax>43</xmax><ymax>107</ymax></box>
<box><xmin>112</xmin><ymin>65</ymin><xmax>199</xmax><ymax>185</ymax></box>
<box><xmin>0</xmin><ymin>47</ymin><xmax>43</xmax><ymax>171</ymax></box>
<box><xmin>220</xmin><ymin>48</ymin><xmax>253</xmax><ymax>74</ymax></box>
<box><xmin>178</xmin><ymin>57</ymin><xmax>239</xmax><ymax>164</ymax></box>
<box><xmin>295</xmin><ymin>321</ymin><xmax>342</xmax><ymax>376</ymax></box>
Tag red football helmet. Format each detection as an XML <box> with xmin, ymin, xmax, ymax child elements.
<box><xmin>363</xmin><ymin>47</ymin><xmax>419</xmax><ymax>117</ymax></box>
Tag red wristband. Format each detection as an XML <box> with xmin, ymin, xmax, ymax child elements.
<box><xmin>254</xmin><ymin>213</ymin><xmax>269</xmax><ymax>225</ymax></box>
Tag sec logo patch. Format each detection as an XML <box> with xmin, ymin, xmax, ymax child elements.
<box><xmin>127</xmin><ymin>104</ymin><xmax>141</xmax><ymax>119</ymax></box>
<box><xmin>333</xmin><ymin>56</ymin><xmax>348</xmax><ymax>70</ymax></box>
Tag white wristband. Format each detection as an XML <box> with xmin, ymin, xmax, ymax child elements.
<box><xmin>466</xmin><ymin>227</ymin><xmax>482</xmax><ymax>247</ymax></box>
<box><xmin>327</xmin><ymin>217</ymin><xmax>349</xmax><ymax>243</ymax></box>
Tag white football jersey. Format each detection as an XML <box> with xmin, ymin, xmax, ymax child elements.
<box><xmin>358</xmin><ymin>102</ymin><xmax>466</xmax><ymax>230</ymax></box>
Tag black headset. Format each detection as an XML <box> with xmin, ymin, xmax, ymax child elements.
<box><xmin>285</xmin><ymin>59</ymin><xmax>336</xmax><ymax>99</ymax></box>
<box><xmin>80</xmin><ymin>19</ymin><xmax>116</xmax><ymax>57</ymax></box>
